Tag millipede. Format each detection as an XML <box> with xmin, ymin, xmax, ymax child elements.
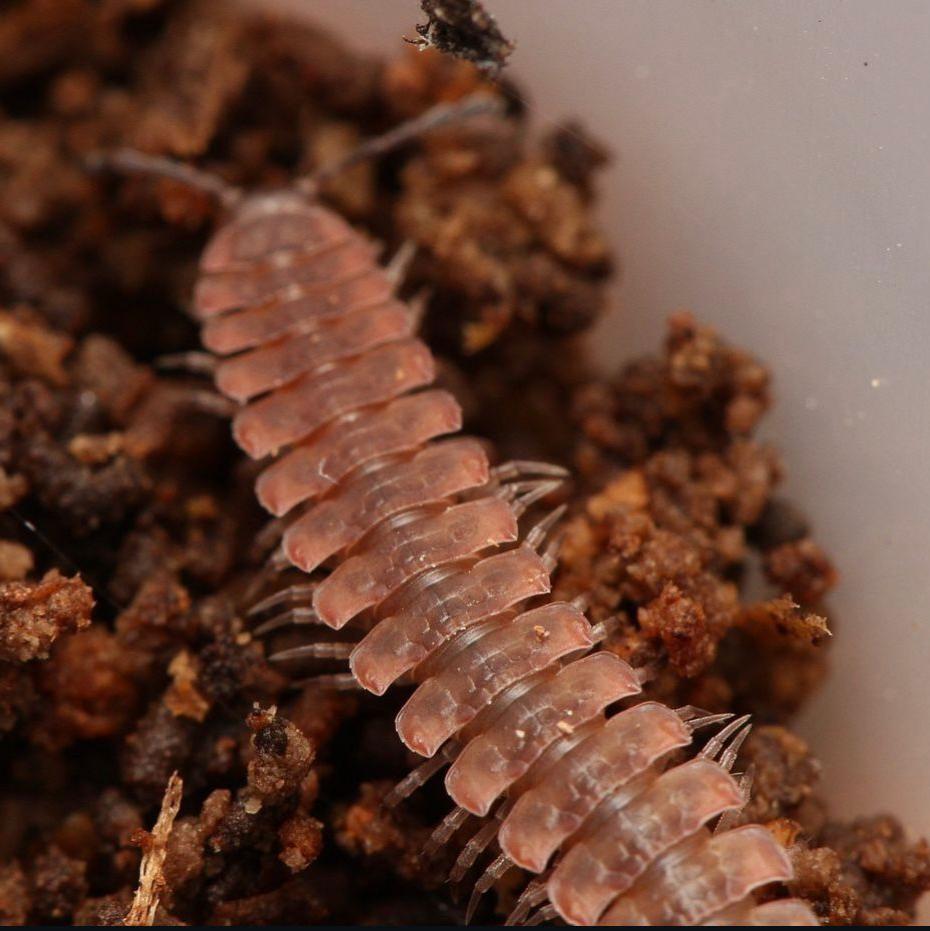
<box><xmin>92</xmin><ymin>93</ymin><xmax>820</xmax><ymax>926</ymax></box>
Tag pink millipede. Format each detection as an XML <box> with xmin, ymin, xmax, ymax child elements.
<box><xmin>93</xmin><ymin>95</ymin><xmax>819</xmax><ymax>926</ymax></box>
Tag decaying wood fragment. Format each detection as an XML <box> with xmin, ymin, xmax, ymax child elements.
<box><xmin>125</xmin><ymin>772</ymin><xmax>183</xmax><ymax>926</ymax></box>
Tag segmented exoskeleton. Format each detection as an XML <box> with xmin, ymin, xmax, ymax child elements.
<box><xmin>94</xmin><ymin>95</ymin><xmax>819</xmax><ymax>927</ymax></box>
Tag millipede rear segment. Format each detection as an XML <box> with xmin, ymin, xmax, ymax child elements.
<box><xmin>190</xmin><ymin>185</ymin><xmax>818</xmax><ymax>927</ymax></box>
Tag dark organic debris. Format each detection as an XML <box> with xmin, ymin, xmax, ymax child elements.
<box><xmin>410</xmin><ymin>0</ymin><xmax>515</xmax><ymax>74</ymax></box>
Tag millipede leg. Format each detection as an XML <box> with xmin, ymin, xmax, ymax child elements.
<box><xmin>449</xmin><ymin>816</ymin><xmax>503</xmax><ymax>884</ymax></box>
<box><xmin>407</xmin><ymin>287</ymin><xmax>431</xmax><ymax>330</ymax></box>
<box><xmin>247</xmin><ymin>546</ymin><xmax>292</xmax><ymax>593</ymax></box>
<box><xmin>715</xmin><ymin>767</ymin><xmax>755</xmax><ymax>835</ymax></box>
<box><xmin>241</xmin><ymin>548</ymin><xmax>295</xmax><ymax>606</ymax></box>
<box><xmin>700</xmin><ymin>714</ymin><xmax>751</xmax><ymax>761</ymax></box>
<box><xmin>506</xmin><ymin>876</ymin><xmax>549</xmax><ymax>926</ymax></box>
<box><xmin>569</xmin><ymin>592</ymin><xmax>590</xmax><ymax>612</ymax></box>
<box><xmin>466</xmin><ymin>852</ymin><xmax>515</xmax><ymax>923</ymax></box>
<box><xmin>255</xmin><ymin>606</ymin><xmax>321</xmax><ymax>636</ymax></box>
<box><xmin>155</xmin><ymin>351</ymin><xmax>217</xmax><ymax>376</ymax></box>
<box><xmin>268</xmin><ymin>641</ymin><xmax>355</xmax><ymax>662</ymax></box>
<box><xmin>492</xmin><ymin>460</ymin><xmax>569</xmax><ymax>482</ymax></box>
<box><xmin>252</xmin><ymin>516</ymin><xmax>291</xmax><ymax>556</ymax></box>
<box><xmin>525</xmin><ymin>903</ymin><xmax>558</xmax><ymax>926</ymax></box>
<box><xmin>177</xmin><ymin>388</ymin><xmax>236</xmax><ymax>418</ymax></box>
<box><xmin>385</xmin><ymin>748</ymin><xmax>456</xmax><ymax>808</ymax></box>
<box><xmin>249</xmin><ymin>583</ymin><xmax>316</xmax><ymax>617</ymax></box>
<box><xmin>508</xmin><ymin>479</ymin><xmax>564</xmax><ymax>516</ymax></box>
<box><xmin>514</xmin><ymin>479</ymin><xmax>562</xmax><ymax>517</ymax></box>
<box><xmin>267</xmin><ymin>546</ymin><xmax>291</xmax><ymax>573</ymax></box>
<box><xmin>386</xmin><ymin>240</ymin><xmax>417</xmax><ymax>287</ymax></box>
<box><xmin>291</xmin><ymin>672</ymin><xmax>363</xmax><ymax>691</ymax></box>
<box><xmin>589</xmin><ymin>613</ymin><xmax>621</xmax><ymax>644</ymax></box>
<box><xmin>241</xmin><ymin>567</ymin><xmax>278</xmax><ymax>607</ymax></box>
<box><xmin>718</xmin><ymin>721</ymin><xmax>753</xmax><ymax>772</ymax></box>
<box><xmin>678</xmin><ymin>707</ymin><xmax>735</xmax><ymax>731</ymax></box>
<box><xmin>425</xmin><ymin>806</ymin><xmax>471</xmax><ymax>859</ymax></box>
<box><xmin>524</xmin><ymin>504</ymin><xmax>568</xmax><ymax>551</ymax></box>
<box><xmin>540</xmin><ymin>534</ymin><xmax>564</xmax><ymax>573</ymax></box>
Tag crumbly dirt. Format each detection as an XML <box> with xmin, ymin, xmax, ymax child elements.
<box><xmin>0</xmin><ymin>0</ymin><xmax>926</xmax><ymax>925</ymax></box>
<box><xmin>554</xmin><ymin>312</ymin><xmax>835</xmax><ymax>720</ymax></box>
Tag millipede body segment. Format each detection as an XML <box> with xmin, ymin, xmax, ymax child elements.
<box><xmin>183</xmin><ymin>176</ymin><xmax>819</xmax><ymax>926</ymax></box>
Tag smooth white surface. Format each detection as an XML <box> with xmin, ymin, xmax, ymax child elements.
<box><xmin>288</xmin><ymin>0</ymin><xmax>930</xmax><ymax>842</ymax></box>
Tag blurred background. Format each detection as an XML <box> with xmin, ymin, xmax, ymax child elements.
<box><xmin>283</xmin><ymin>0</ymin><xmax>930</xmax><ymax>845</ymax></box>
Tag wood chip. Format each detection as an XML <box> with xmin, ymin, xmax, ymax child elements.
<box><xmin>125</xmin><ymin>771</ymin><xmax>183</xmax><ymax>926</ymax></box>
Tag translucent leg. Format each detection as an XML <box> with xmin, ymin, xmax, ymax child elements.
<box><xmin>677</xmin><ymin>705</ymin><xmax>732</xmax><ymax>724</ymax></box>
<box><xmin>525</xmin><ymin>903</ymin><xmax>557</xmax><ymax>926</ymax></box>
<box><xmin>718</xmin><ymin>721</ymin><xmax>753</xmax><ymax>773</ymax></box>
<box><xmin>505</xmin><ymin>479</ymin><xmax>564</xmax><ymax>517</ymax></box>
<box><xmin>700</xmin><ymin>714</ymin><xmax>752</xmax><ymax>762</ymax></box>
<box><xmin>178</xmin><ymin>388</ymin><xmax>236</xmax><ymax>418</ymax></box>
<box><xmin>239</xmin><ymin>542</ymin><xmax>300</xmax><ymax>607</ymax></box>
<box><xmin>292</xmin><ymin>672</ymin><xmax>362</xmax><ymax>691</ymax></box>
<box><xmin>249</xmin><ymin>583</ymin><xmax>316</xmax><ymax>618</ymax></box>
<box><xmin>506</xmin><ymin>876</ymin><xmax>549</xmax><ymax>926</ymax></box>
<box><xmin>155</xmin><ymin>351</ymin><xmax>217</xmax><ymax>376</ymax></box>
<box><xmin>589</xmin><ymin>614</ymin><xmax>620</xmax><ymax>644</ymax></box>
<box><xmin>384</xmin><ymin>744</ymin><xmax>458</xmax><ymax>808</ymax></box>
<box><xmin>679</xmin><ymin>709</ymin><xmax>733</xmax><ymax>734</ymax></box>
<box><xmin>569</xmin><ymin>592</ymin><xmax>590</xmax><ymax>612</ymax></box>
<box><xmin>266</xmin><ymin>546</ymin><xmax>291</xmax><ymax>573</ymax></box>
<box><xmin>85</xmin><ymin>148</ymin><xmax>241</xmax><ymax>207</ymax></box>
<box><xmin>268</xmin><ymin>641</ymin><xmax>355</xmax><ymax>663</ymax></box>
<box><xmin>252</xmin><ymin>516</ymin><xmax>291</xmax><ymax>556</ymax></box>
<box><xmin>715</xmin><ymin>767</ymin><xmax>755</xmax><ymax>835</ymax></box>
<box><xmin>407</xmin><ymin>287</ymin><xmax>431</xmax><ymax>331</ymax></box>
<box><xmin>449</xmin><ymin>815</ymin><xmax>503</xmax><ymax>883</ymax></box>
<box><xmin>492</xmin><ymin>460</ymin><xmax>569</xmax><ymax>482</ymax></box>
<box><xmin>255</xmin><ymin>606</ymin><xmax>321</xmax><ymax>636</ymax></box>
<box><xmin>386</xmin><ymin>240</ymin><xmax>417</xmax><ymax>288</ymax></box>
<box><xmin>466</xmin><ymin>852</ymin><xmax>515</xmax><ymax>923</ymax></box>
<box><xmin>524</xmin><ymin>504</ymin><xmax>568</xmax><ymax>551</ymax></box>
<box><xmin>540</xmin><ymin>534</ymin><xmax>563</xmax><ymax>573</ymax></box>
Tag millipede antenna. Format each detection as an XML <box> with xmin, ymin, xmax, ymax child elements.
<box><xmin>85</xmin><ymin>148</ymin><xmax>242</xmax><ymax>208</ymax></box>
<box><xmin>304</xmin><ymin>92</ymin><xmax>505</xmax><ymax>190</ymax></box>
